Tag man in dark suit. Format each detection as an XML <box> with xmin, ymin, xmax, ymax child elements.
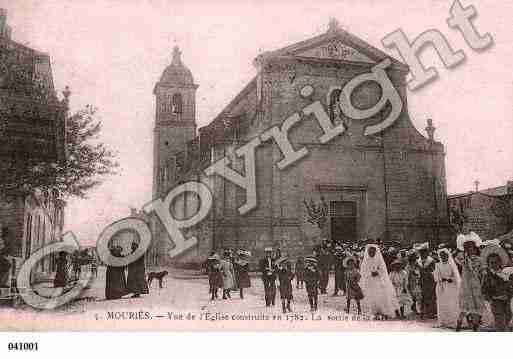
<box><xmin>259</xmin><ymin>247</ymin><xmax>277</xmax><ymax>306</ymax></box>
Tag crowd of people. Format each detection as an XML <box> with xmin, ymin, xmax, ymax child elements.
<box><xmin>206</xmin><ymin>223</ymin><xmax>513</xmax><ymax>332</ymax></box>
<box><xmin>38</xmin><ymin>222</ymin><xmax>513</xmax><ymax>333</ymax></box>
<box><xmin>52</xmin><ymin>251</ymin><xmax>99</xmax><ymax>289</ymax></box>
<box><xmin>50</xmin><ymin>241</ymin><xmax>149</xmax><ymax>301</ymax></box>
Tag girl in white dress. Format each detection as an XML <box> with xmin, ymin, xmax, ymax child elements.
<box><xmin>360</xmin><ymin>244</ymin><xmax>399</xmax><ymax>319</ymax></box>
<box><xmin>434</xmin><ymin>248</ymin><xmax>461</xmax><ymax>328</ymax></box>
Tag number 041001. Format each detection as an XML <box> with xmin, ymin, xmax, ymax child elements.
<box><xmin>8</xmin><ymin>342</ymin><xmax>39</xmax><ymax>351</ymax></box>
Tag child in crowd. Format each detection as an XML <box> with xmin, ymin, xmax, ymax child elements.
<box><xmin>207</xmin><ymin>253</ymin><xmax>223</xmax><ymax>300</ymax></box>
<box><xmin>390</xmin><ymin>259</ymin><xmax>412</xmax><ymax>319</ymax></box>
<box><xmin>277</xmin><ymin>258</ymin><xmax>295</xmax><ymax>313</ymax></box>
<box><xmin>234</xmin><ymin>249</ymin><xmax>251</xmax><ymax>299</ymax></box>
<box><xmin>406</xmin><ymin>253</ymin><xmax>422</xmax><ymax>315</ymax></box>
<box><xmin>344</xmin><ymin>256</ymin><xmax>363</xmax><ymax>314</ymax></box>
<box><xmin>304</xmin><ymin>257</ymin><xmax>320</xmax><ymax>312</ymax></box>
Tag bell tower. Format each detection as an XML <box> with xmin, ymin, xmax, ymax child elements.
<box><xmin>153</xmin><ymin>46</ymin><xmax>198</xmax><ymax>197</ymax></box>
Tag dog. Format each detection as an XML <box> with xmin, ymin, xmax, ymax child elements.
<box><xmin>147</xmin><ymin>271</ymin><xmax>169</xmax><ymax>289</ymax></box>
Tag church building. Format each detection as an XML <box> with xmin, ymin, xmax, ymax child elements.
<box><xmin>148</xmin><ymin>20</ymin><xmax>450</xmax><ymax>267</ymax></box>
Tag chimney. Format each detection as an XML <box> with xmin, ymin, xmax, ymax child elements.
<box><xmin>327</xmin><ymin>18</ymin><xmax>340</xmax><ymax>33</ymax></box>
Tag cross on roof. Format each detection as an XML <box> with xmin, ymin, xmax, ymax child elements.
<box><xmin>172</xmin><ymin>45</ymin><xmax>182</xmax><ymax>65</ymax></box>
<box><xmin>327</xmin><ymin>18</ymin><xmax>340</xmax><ymax>33</ymax></box>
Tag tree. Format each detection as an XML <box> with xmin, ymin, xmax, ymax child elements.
<box><xmin>1</xmin><ymin>37</ymin><xmax>118</xmax><ymax>200</ymax></box>
<box><xmin>1</xmin><ymin>103</ymin><xmax>119</xmax><ymax>200</ymax></box>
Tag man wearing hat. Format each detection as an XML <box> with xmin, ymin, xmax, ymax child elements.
<box><xmin>259</xmin><ymin>247</ymin><xmax>277</xmax><ymax>307</ymax></box>
<box><xmin>304</xmin><ymin>256</ymin><xmax>320</xmax><ymax>311</ymax></box>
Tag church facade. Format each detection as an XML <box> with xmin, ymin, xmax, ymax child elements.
<box><xmin>148</xmin><ymin>22</ymin><xmax>450</xmax><ymax>267</ymax></box>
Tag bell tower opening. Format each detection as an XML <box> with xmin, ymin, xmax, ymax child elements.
<box><xmin>172</xmin><ymin>93</ymin><xmax>183</xmax><ymax>114</ymax></box>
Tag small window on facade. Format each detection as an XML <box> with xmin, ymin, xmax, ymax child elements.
<box><xmin>167</xmin><ymin>95</ymin><xmax>172</xmax><ymax>113</ymax></box>
<box><xmin>329</xmin><ymin>201</ymin><xmax>357</xmax><ymax>218</ymax></box>
<box><xmin>172</xmin><ymin>93</ymin><xmax>183</xmax><ymax>114</ymax></box>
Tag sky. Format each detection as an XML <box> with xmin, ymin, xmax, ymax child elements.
<box><xmin>1</xmin><ymin>0</ymin><xmax>512</xmax><ymax>245</ymax></box>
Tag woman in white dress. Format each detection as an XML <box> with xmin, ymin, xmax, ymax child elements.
<box><xmin>360</xmin><ymin>244</ymin><xmax>399</xmax><ymax>319</ymax></box>
<box><xmin>434</xmin><ymin>248</ymin><xmax>461</xmax><ymax>328</ymax></box>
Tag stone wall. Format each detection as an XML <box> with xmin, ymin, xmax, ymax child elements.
<box><xmin>449</xmin><ymin>193</ymin><xmax>509</xmax><ymax>241</ymax></box>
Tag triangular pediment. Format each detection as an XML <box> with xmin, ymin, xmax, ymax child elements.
<box><xmin>294</xmin><ymin>39</ymin><xmax>375</xmax><ymax>63</ymax></box>
<box><xmin>259</xmin><ymin>26</ymin><xmax>407</xmax><ymax>70</ymax></box>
